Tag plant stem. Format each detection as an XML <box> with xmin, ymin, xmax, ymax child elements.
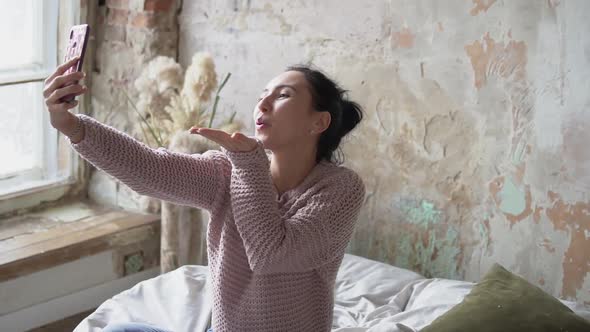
<box><xmin>208</xmin><ymin>96</ymin><xmax>220</xmax><ymax>128</ymax></box>
<box><xmin>147</xmin><ymin>106</ymin><xmax>164</xmax><ymax>146</ymax></box>
<box><xmin>208</xmin><ymin>72</ymin><xmax>231</xmax><ymax>128</ymax></box>
<box><xmin>137</xmin><ymin>116</ymin><xmax>151</xmax><ymax>146</ymax></box>
<box><xmin>228</xmin><ymin>111</ymin><xmax>237</xmax><ymax>124</ymax></box>
<box><xmin>122</xmin><ymin>89</ymin><xmax>163</xmax><ymax>147</ymax></box>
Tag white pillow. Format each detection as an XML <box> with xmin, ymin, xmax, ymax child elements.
<box><xmin>333</xmin><ymin>254</ymin><xmax>423</xmax><ymax>329</ymax></box>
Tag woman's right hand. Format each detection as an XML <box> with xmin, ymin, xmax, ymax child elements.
<box><xmin>43</xmin><ymin>56</ymin><xmax>88</xmax><ymax>140</ymax></box>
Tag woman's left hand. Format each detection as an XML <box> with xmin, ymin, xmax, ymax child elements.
<box><xmin>190</xmin><ymin>127</ymin><xmax>259</xmax><ymax>152</ymax></box>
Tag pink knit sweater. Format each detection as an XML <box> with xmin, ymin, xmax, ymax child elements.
<box><xmin>71</xmin><ymin>114</ymin><xmax>366</xmax><ymax>332</ymax></box>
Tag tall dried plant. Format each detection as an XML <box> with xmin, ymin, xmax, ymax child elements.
<box><xmin>126</xmin><ymin>52</ymin><xmax>236</xmax><ymax>148</ymax></box>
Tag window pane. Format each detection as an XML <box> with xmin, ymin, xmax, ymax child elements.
<box><xmin>0</xmin><ymin>82</ymin><xmax>42</xmax><ymax>176</ymax></box>
<box><xmin>0</xmin><ymin>0</ymin><xmax>37</xmax><ymax>70</ymax></box>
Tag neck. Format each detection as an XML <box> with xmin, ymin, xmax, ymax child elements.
<box><xmin>270</xmin><ymin>144</ymin><xmax>318</xmax><ymax>196</ymax></box>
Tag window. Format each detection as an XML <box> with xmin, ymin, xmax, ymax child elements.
<box><xmin>0</xmin><ymin>0</ymin><xmax>76</xmax><ymax>200</ymax></box>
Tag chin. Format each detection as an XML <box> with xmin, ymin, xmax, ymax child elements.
<box><xmin>254</xmin><ymin>133</ymin><xmax>272</xmax><ymax>149</ymax></box>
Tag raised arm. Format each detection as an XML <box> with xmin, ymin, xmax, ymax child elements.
<box><xmin>44</xmin><ymin>58</ymin><xmax>229</xmax><ymax>211</ymax></box>
<box><xmin>223</xmin><ymin>144</ymin><xmax>366</xmax><ymax>275</ymax></box>
<box><xmin>71</xmin><ymin>114</ymin><xmax>229</xmax><ymax>210</ymax></box>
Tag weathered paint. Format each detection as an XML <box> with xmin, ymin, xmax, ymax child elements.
<box><xmin>417</xmin><ymin>228</ymin><xmax>462</xmax><ymax>279</ymax></box>
<box><xmin>478</xmin><ymin>219</ymin><xmax>490</xmax><ymax>251</ymax></box>
<box><xmin>498</xmin><ymin>177</ymin><xmax>527</xmax><ymax>216</ymax></box>
<box><xmin>392</xmin><ymin>27</ymin><xmax>415</xmax><ymax>49</ymax></box>
<box><xmin>395</xmin><ymin>199</ymin><xmax>461</xmax><ymax>278</ymax></box>
<box><xmin>396</xmin><ymin>236</ymin><xmax>413</xmax><ymax>271</ymax></box>
<box><xmin>399</xmin><ymin>199</ymin><xmax>442</xmax><ymax>228</ymax></box>
<box><xmin>470</xmin><ymin>0</ymin><xmax>498</xmax><ymax>16</ymax></box>
<box><xmin>176</xmin><ymin>0</ymin><xmax>590</xmax><ymax>304</ymax></box>
<box><xmin>545</xmin><ymin>192</ymin><xmax>590</xmax><ymax>299</ymax></box>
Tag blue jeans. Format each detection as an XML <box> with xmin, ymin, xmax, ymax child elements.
<box><xmin>102</xmin><ymin>323</ymin><xmax>213</xmax><ymax>332</ymax></box>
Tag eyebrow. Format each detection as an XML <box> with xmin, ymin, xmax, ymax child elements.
<box><xmin>263</xmin><ymin>84</ymin><xmax>297</xmax><ymax>92</ymax></box>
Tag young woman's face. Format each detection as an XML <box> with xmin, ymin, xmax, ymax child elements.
<box><xmin>253</xmin><ymin>71</ymin><xmax>322</xmax><ymax>151</ymax></box>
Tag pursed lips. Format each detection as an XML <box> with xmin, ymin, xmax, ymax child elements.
<box><xmin>256</xmin><ymin>117</ymin><xmax>270</xmax><ymax>128</ymax></box>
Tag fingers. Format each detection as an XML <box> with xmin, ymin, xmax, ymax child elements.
<box><xmin>45</xmin><ymin>56</ymin><xmax>80</xmax><ymax>85</ymax></box>
<box><xmin>47</xmin><ymin>100</ymin><xmax>79</xmax><ymax>114</ymax></box>
<box><xmin>191</xmin><ymin>127</ymin><xmax>233</xmax><ymax>146</ymax></box>
<box><xmin>46</xmin><ymin>84</ymin><xmax>87</xmax><ymax>107</ymax></box>
<box><xmin>43</xmin><ymin>71</ymin><xmax>85</xmax><ymax>98</ymax></box>
<box><xmin>231</xmin><ymin>132</ymin><xmax>250</xmax><ymax>141</ymax></box>
<box><xmin>190</xmin><ymin>127</ymin><xmax>231</xmax><ymax>140</ymax></box>
<box><xmin>190</xmin><ymin>127</ymin><xmax>258</xmax><ymax>152</ymax></box>
<box><xmin>190</xmin><ymin>127</ymin><xmax>234</xmax><ymax>150</ymax></box>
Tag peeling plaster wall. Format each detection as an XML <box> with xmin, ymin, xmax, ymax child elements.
<box><xmin>179</xmin><ymin>0</ymin><xmax>590</xmax><ymax>303</ymax></box>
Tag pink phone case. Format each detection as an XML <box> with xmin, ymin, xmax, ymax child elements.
<box><xmin>61</xmin><ymin>24</ymin><xmax>90</xmax><ymax>102</ymax></box>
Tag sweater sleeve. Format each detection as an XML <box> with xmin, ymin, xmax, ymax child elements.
<box><xmin>222</xmin><ymin>143</ymin><xmax>365</xmax><ymax>275</ymax></box>
<box><xmin>70</xmin><ymin>114</ymin><xmax>228</xmax><ymax>211</ymax></box>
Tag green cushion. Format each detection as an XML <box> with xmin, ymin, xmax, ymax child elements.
<box><xmin>421</xmin><ymin>263</ymin><xmax>590</xmax><ymax>332</ymax></box>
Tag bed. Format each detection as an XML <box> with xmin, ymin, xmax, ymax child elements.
<box><xmin>74</xmin><ymin>254</ymin><xmax>590</xmax><ymax>332</ymax></box>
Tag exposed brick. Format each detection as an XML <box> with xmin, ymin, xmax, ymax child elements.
<box><xmin>128</xmin><ymin>0</ymin><xmax>146</xmax><ymax>11</ymax></box>
<box><xmin>106</xmin><ymin>0</ymin><xmax>129</xmax><ymax>9</ymax></box>
<box><xmin>131</xmin><ymin>12</ymin><xmax>157</xmax><ymax>28</ymax></box>
<box><xmin>104</xmin><ymin>25</ymin><xmax>127</xmax><ymax>42</ymax></box>
<box><xmin>144</xmin><ymin>0</ymin><xmax>174</xmax><ymax>12</ymax></box>
<box><xmin>107</xmin><ymin>8</ymin><xmax>130</xmax><ymax>26</ymax></box>
<box><xmin>97</xmin><ymin>12</ymin><xmax>105</xmax><ymax>25</ymax></box>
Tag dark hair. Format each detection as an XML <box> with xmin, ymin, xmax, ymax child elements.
<box><xmin>286</xmin><ymin>65</ymin><xmax>363</xmax><ymax>164</ymax></box>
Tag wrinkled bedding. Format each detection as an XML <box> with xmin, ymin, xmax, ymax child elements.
<box><xmin>75</xmin><ymin>254</ymin><xmax>590</xmax><ymax>332</ymax></box>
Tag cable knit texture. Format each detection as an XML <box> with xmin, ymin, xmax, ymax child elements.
<box><xmin>71</xmin><ymin>114</ymin><xmax>366</xmax><ymax>332</ymax></box>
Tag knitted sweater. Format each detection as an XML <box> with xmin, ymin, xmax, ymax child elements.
<box><xmin>71</xmin><ymin>115</ymin><xmax>366</xmax><ymax>332</ymax></box>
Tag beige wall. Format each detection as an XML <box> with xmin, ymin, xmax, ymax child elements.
<box><xmin>179</xmin><ymin>0</ymin><xmax>590</xmax><ymax>303</ymax></box>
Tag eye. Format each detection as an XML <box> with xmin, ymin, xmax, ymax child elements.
<box><xmin>279</xmin><ymin>93</ymin><xmax>289</xmax><ymax>98</ymax></box>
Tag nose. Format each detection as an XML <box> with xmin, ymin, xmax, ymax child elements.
<box><xmin>258</xmin><ymin>95</ymin><xmax>271</xmax><ymax>113</ymax></box>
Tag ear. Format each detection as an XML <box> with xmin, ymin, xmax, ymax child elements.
<box><xmin>310</xmin><ymin>111</ymin><xmax>331</xmax><ymax>135</ymax></box>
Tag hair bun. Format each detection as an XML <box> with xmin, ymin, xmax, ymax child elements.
<box><xmin>338</xmin><ymin>98</ymin><xmax>363</xmax><ymax>137</ymax></box>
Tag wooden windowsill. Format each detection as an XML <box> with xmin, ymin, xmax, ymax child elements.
<box><xmin>0</xmin><ymin>201</ymin><xmax>160</xmax><ymax>282</ymax></box>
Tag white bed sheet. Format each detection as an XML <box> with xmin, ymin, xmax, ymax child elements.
<box><xmin>74</xmin><ymin>265</ymin><xmax>212</xmax><ymax>332</ymax></box>
<box><xmin>332</xmin><ymin>255</ymin><xmax>590</xmax><ymax>332</ymax></box>
<box><xmin>75</xmin><ymin>254</ymin><xmax>590</xmax><ymax>332</ymax></box>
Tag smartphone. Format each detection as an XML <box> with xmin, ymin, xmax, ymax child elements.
<box><xmin>61</xmin><ymin>24</ymin><xmax>90</xmax><ymax>103</ymax></box>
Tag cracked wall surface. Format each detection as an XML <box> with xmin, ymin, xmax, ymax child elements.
<box><xmin>179</xmin><ymin>0</ymin><xmax>590</xmax><ymax>303</ymax></box>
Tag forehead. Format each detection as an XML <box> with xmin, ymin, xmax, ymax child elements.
<box><xmin>265</xmin><ymin>70</ymin><xmax>307</xmax><ymax>90</ymax></box>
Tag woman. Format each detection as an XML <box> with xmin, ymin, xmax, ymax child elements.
<box><xmin>43</xmin><ymin>57</ymin><xmax>366</xmax><ymax>332</ymax></box>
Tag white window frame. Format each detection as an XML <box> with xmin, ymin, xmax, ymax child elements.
<box><xmin>0</xmin><ymin>0</ymin><xmax>82</xmax><ymax>214</ymax></box>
